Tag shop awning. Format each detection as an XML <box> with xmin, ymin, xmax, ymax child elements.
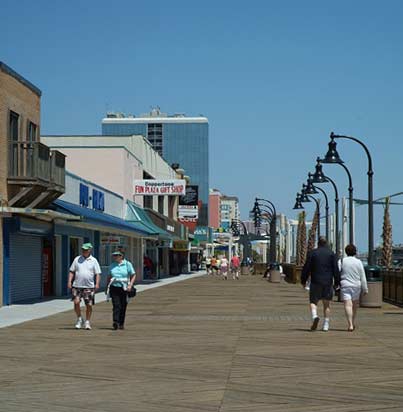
<box><xmin>0</xmin><ymin>206</ymin><xmax>80</xmax><ymax>222</ymax></box>
<box><xmin>54</xmin><ymin>200</ymin><xmax>153</xmax><ymax>236</ymax></box>
<box><xmin>126</xmin><ymin>201</ymin><xmax>174</xmax><ymax>240</ymax></box>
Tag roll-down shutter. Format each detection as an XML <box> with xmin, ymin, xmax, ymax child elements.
<box><xmin>9</xmin><ymin>233</ymin><xmax>42</xmax><ymax>303</ymax></box>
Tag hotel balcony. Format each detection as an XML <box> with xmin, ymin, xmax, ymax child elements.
<box><xmin>7</xmin><ymin>140</ymin><xmax>66</xmax><ymax>208</ymax></box>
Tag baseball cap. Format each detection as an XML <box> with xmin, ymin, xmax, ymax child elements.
<box><xmin>81</xmin><ymin>243</ymin><xmax>93</xmax><ymax>250</ymax></box>
<box><xmin>112</xmin><ymin>250</ymin><xmax>123</xmax><ymax>256</ymax></box>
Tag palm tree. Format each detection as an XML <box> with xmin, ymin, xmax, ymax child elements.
<box><xmin>382</xmin><ymin>196</ymin><xmax>393</xmax><ymax>268</ymax></box>
<box><xmin>307</xmin><ymin>204</ymin><xmax>319</xmax><ymax>253</ymax></box>
<box><xmin>296</xmin><ymin>211</ymin><xmax>307</xmax><ymax>265</ymax></box>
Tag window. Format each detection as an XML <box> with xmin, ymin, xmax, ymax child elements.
<box><xmin>158</xmin><ymin>196</ymin><xmax>164</xmax><ymax>214</ymax></box>
<box><xmin>9</xmin><ymin>111</ymin><xmax>19</xmax><ymax>141</ymax></box>
<box><xmin>27</xmin><ymin>121</ymin><xmax>37</xmax><ymax>142</ymax></box>
<box><xmin>144</xmin><ymin>195</ymin><xmax>153</xmax><ymax>209</ymax></box>
<box><xmin>168</xmin><ymin>197</ymin><xmax>175</xmax><ymax>219</ymax></box>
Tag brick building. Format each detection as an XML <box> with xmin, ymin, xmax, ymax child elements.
<box><xmin>0</xmin><ymin>62</ymin><xmax>66</xmax><ymax>305</ymax></box>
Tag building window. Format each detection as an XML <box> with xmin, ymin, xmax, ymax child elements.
<box><xmin>168</xmin><ymin>196</ymin><xmax>175</xmax><ymax>219</ymax></box>
<box><xmin>147</xmin><ymin>123</ymin><xmax>163</xmax><ymax>155</ymax></box>
<box><xmin>27</xmin><ymin>121</ymin><xmax>37</xmax><ymax>142</ymax></box>
<box><xmin>144</xmin><ymin>195</ymin><xmax>153</xmax><ymax>209</ymax></box>
<box><xmin>9</xmin><ymin>111</ymin><xmax>19</xmax><ymax>141</ymax></box>
<box><xmin>158</xmin><ymin>196</ymin><xmax>164</xmax><ymax>214</ymax></box>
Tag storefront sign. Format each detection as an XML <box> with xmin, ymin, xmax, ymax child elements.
<box><xmin>179</xmin><ymin>185</ymin><xmax>198</xmax><ymax>206</ymax></box>
<box><xmin>101</xmin><ymin>235</ymin><xmax>122</xmax><ymax>244</ymax></box>
<box><xmin>178</xmin><ymin>205</ymin><xmax>198</xmax><ymax>219</ymax></box>
<box><xmin>134</xmin><ymin>179</ymin><xmax>186</xmax><ymax>196</ymax></box>
<box><xmin>172</xmin><ymin>240</ymin><xmax>190</xmax><ymax>251</ymax></box>
<box><xmin>79</xmin><ymin>183</ymin><xmax>89</xmax><ymax>207</ymax></box>
<box><xmin>195</xmin><ymin>226</ymin><xmax>213</xmax><ymax>243</ymax></box>
<box><xmin>166</xmin><ymin>224</ymin><xmax>175</xmax><ymax>232</ymax></box>
<box><xmin>93</xmin><ymin>189</ymin><xmax>105</xmax><ymax>211</ymax></box>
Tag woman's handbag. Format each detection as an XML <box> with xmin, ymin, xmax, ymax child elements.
<box><xmin>128</xmin><ymin>287</ymin><xmax>137</xmax><ymax>298</ymax></box>
<box><xmin>126</xmin><ymin>261</ymin><xmax>137</xmax><ymax>299</ymax></box>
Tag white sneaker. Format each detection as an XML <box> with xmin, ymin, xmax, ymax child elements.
<box><xmin>84</xmin><ymin>320</ymin><xmax>92</xmax><ymax>330</ymax></box>
<box><xmin>323</xmin><ymin>321</ymin><xmax>330</xmax><ymax>332</ymax></box>
<box><xmin>75</xmin><ymin>318</ymin><xmax>83</xmax><ymax>329</ymax></box>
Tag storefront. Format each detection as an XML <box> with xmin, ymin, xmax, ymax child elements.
<box><xmin>54</xmin><ymin>199</ymin><xmax>155</xmax><ymax>290</ymax></box>
<box><xmin>126</xmin><ymin>201</ymin><xmax>173</xmax><ymax>280</ymax></box>
<box><xmin>2</xmin><ymin>209</ymin><xmax>79</xmax><ymax>305</ymax></box>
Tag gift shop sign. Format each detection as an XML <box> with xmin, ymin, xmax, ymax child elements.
<box><xmin>134</xmin><ymin>180</ymin><xmax>186</xmax><ymax>196</ymax></box>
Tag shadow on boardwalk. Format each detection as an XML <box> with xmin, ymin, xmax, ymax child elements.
<box><xmin>1</xmin><ymin>275</ymin><xmax>403</xmax><ymax>411</ymax></box>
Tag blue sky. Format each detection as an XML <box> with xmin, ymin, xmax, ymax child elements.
<box><xmin>1</xmin><ymin>0</ymin><xmax>403</xmax><ymax>252</ymax></box>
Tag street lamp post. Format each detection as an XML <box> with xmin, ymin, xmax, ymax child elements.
<box><xmin>325</xmin><ymin>132</ymin><xmax>374</xmax><ymax>264</ymax></box>
<box><xmin>311</xmin><ymin>158</ymin><xmax>340</xmax><ymax>256</ymax></box>
<box><xmin>257</xmin><ymin>208</ymin><xmax>273</xmax><ymax>265</ymax></box>
<box><xmin>256</xmin><ymin>198</ymin><xmax>277</xmax><ymax>263</ymax></box>
<box><xmin>321</xmin><ymin>145</ymin><xmax>355</xmax><ymax>244</ymax></box>
<box><xmin>231</xmin><ymin>218</ymin><xmax>250</xmax><ymax>264</ymax></box>
<box><xmin>304</xmin><ymin>178</ymin><xmax>330</xmax><ymax>241</ymax></box>
<box><xmin>299</xmin><ymin>189</ymin><xmax>321</xmax><ymax>242</ymax></box>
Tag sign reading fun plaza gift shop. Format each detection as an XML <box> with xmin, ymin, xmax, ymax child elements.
<box><xmin>134</xmin><ymin>179</ymin><xmax>186</xmax><ymax>196</ymax></box>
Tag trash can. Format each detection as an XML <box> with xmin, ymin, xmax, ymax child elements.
<box><xmin>360</xmin><ymin>265</ymin><xmax>382</xmax><ymax>308</ymax></box>
<box><xmin>241</xmin><ymin>262</ymin><xmax>250</xmax><ymax>276</ymax></box>
<box><xmin>254</xmin><ymin>263</ymin><xmax>266</xmax><ymax>276</ymax></box>
<box><xmin>269</xmin><ymin>262</ymin><xmax>281</xmax><ymax>283</ymax></box>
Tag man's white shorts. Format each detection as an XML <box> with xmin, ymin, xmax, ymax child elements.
<box><xmin>341</xmin><ymin>286</ymin><xmax>361</xmax><ymax>301</ymax></box>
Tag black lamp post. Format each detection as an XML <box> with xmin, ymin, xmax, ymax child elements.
<box><xmin>255</xmin><ymin>205</ymin><xmax>273</xmax><ymax>265</ymax></box>
<box><xmin>321</xmin><ymin>141</ymin><xmax>355</xmax><ymax>244</ymax></box>
<box><xmin>304</xmin><ymin>177</ymin><xmax>330</xmax><ymax>241</ymax></box>
<box><xmin>256</xmin><ymin>198</ymin><xmax>277</xmax><ymax>263</ymax></box>
<box><xmin>231</xmin><ymin>218</ymin><xmax>250</xmax><ymax>264</ymax></box>
<box><xmin>293</xmin><ymin>194</ymin><xmax>304</xmax><ymax>210</ymax></box>
<box><xmin>293</xmin><ymin>192</ymin><xmax>321</xmax><ymax>242</ymax></box>
<box><xmin>327</xmin><ymin>132</ymin><xmax>374</xmax><ymax>265</ymax></box>
<box><xmin>312</xmin><ymin>158</ymin><xmax>340</xmax><ymax>256</ymax></box>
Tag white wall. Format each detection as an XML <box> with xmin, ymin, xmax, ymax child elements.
<box><xmin>60</xmin><ymin>172</ymin><xmax>124</xmax><ymax>218</ymax></box>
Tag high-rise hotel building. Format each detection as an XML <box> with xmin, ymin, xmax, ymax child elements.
<box><xmin>102</xmin><ymin>108</ymin><xmax>209</xmax><ymax>225</ymax></box>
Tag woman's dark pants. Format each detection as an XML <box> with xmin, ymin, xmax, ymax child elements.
<box><xmin>110</xmin><ymin>286</ymin><xmax>128</xmax><ymax>326</ymax></box>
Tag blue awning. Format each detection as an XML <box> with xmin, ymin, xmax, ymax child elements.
<box><xmin>54</xmin><ymin>200</ymin><xmax>154</xmax><ymax>236</ymax></box>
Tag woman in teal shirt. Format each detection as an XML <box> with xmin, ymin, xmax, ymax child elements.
<box><xmin>107</xmin><ymin>250</ymin><xmax>136</xmax><ymax>330</ymax></box>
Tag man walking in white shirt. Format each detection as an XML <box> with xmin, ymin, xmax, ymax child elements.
<box><xmin>67</xmin><ymin>243</ymin><xmax>101</xmax><ymax>330</ymax></box>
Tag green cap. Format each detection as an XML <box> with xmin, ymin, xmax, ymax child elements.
<box><xmin>81</xmin><ymin>243</ymin><xmax>93</xmax><ymax>250</ymax></box>
<box><xmin>112</xmin><ymin>250</ymin><xmax>123</xmax><ymax>256</ymax></box>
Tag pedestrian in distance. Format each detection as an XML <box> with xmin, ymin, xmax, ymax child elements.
<box><xmin>230</xmin><ymin>255</ymin><xmax>240</xmax><ymax>280</ymax></box>
<box><xmin>339</xmin><ymin>244</ymin><xmax>368</xmax><ymax>332</ymax></box>
<box><xmin>220</xmin><ymin>255</ymin><xmax>229</xmax><ymax>279</ymax></box>
<box><xmin>106</xmin><ymin>250</ymin><xmax>136</xmax><ymax>330</ymax></box>
<box><xmin>211</xmin><ymin>256</ymin><xmax>218</xmax><ymax>275</ymax></box>
<box><xmin>205</xmin><ymin>256</ymin><xmax>212</xmax><ymax>275</ymax></box>
<box><xmin>301</xmin><ymin>237</ymin><xmax>340</xmax><ymax>332</ymax></box>
<box><xmin>67</xmin><ymin>243</ymin><xmax>101</xmax><ymax>330</ymax></box>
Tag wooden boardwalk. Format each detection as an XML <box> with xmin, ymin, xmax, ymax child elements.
<box><xmin>1</xmin><ymin>275</ymin><xmax>403</xmax><ymax>411</ymax></box>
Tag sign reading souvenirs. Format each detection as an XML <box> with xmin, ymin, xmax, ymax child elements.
<box><xmin>134</xmin><ymin>179</ymin><xmax>186</xmax><ymax>196</ymax></box>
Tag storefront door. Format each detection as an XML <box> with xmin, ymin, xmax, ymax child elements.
<box><xmin>42</xmin><ymin>239</ymin><xmax>53</xmax><ymax>296</ymax></box>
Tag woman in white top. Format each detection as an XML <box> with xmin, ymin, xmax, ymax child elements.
<box><xmin>340</xmin><ymin>244</ymin><xmax>368</xmax><ymax>332</ymax></box>
<box><xmin>220</xmin><ymin>256</ymin><xmax>229</xmax><ymax>280</ymax></box>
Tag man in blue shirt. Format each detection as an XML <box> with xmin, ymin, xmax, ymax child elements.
<box><xmin>107</xmin><ymin>251</ymin><xmax>136</xmax><ymax>330</ymax></box>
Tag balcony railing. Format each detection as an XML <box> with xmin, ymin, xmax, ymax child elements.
<box><xmin>7</xmin><ymin>140</ymin><xmax>66</xmax><ymax>207</ymax></box>
<box><xmin>8</xmin><ymin>141</ymin><xmax>51</xmax><ymax>183</ymax></box>
<box><xmin>50</xmin><ymin>150</ymin><xmax>66</xmax><ymax>191</ymax></box>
